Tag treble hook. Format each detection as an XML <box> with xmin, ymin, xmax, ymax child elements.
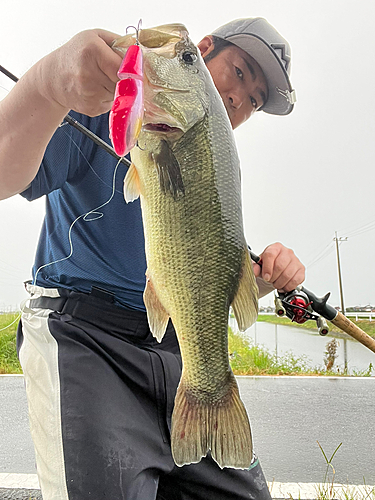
<box><xmin>125</xmin><ymin>19</ymin><xmax>142</xmax><ymax>45</ymax></box>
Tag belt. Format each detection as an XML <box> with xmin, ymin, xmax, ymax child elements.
<box><xmin>28</xmin><ymin>287</ymin><xmax>149</xmax><ymax>334</ymax></box>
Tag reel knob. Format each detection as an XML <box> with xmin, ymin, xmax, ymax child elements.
<box><xmin>317</xmin><ymin>316</ymin><xmax>329</xmax><ymax>336</ymax></box>
<box><xmin>274</xmin><ymin>297</ymin><xmax>286</xmax><ymax>317</ymax></box>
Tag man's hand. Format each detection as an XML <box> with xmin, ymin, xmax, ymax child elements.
<box><xmin>39</xmin><ymin>29</ymin><xmax>123</xmax><ymax>117</ymax></box>
<box><xmin>0</xmin><ymin>29</ymin><xmax>123</xmax><ymax>199</ymax></box>
<box><xmin>252</xmin><ymin>242</ymin><xmax>305</xmax><ymax>292</ymax></box>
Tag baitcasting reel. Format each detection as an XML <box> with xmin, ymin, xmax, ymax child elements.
<box><xmin>274</xmin><ymin>288</ymin><xmax>330</xmax><ymax>336</ymax></box>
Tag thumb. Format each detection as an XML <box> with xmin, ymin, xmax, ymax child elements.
<box><xmin>96</xmin><ymin>29</ymin><xmax>124</xmax><ymax>82</ymax></box>
<box><xmin>252</xmin><ymin>262</ymin><xmax>261</xmax><ymax>278</ymax></box>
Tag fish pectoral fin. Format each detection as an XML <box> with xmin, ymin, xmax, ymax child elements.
<box><xmin>143</xmin><ymin>276</ymin><xmax>170</xmax><ymax>342</ymax></box>
<box><xmin>123</xmin><ymin>162</ymin><xmax>141</xmax><ymax>203</ymax></box>
<box><xmin>152</xmin><ymin>140</ymin><xmax>185</xmax><ymax>199</ymax></box>
<box><xmin>171</xmin><ymin>373</ymin><xmax>253</xmax><ymax>469</ymax></box>
<box><xmin>231</xmin><ymin>250</ymin><xmax>259</xmax><ymax>331</ymax></box>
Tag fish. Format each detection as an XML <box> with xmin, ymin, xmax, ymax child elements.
<box><xmin>112</xmin><ymin>23</ymin><xmax>259</xmax><ymax>469</ymax></box>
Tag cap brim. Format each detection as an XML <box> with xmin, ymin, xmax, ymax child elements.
<box><xmin>222</xmin><ymin>33</ymin><xmax>294</xmax><ymax>115</ymax></box>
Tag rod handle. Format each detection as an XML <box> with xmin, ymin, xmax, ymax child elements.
<box><xmin>331</xmin><ymin>312</ymin><xmax>375</xmax><ymax>354</ymax></box>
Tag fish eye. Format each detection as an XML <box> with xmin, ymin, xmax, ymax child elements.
<box><xmin>182</xmin><ymin>51</ymin><xmax>197</xmax><ymax>65</ymax></box>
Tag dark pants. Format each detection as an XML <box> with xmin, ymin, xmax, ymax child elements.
<box><xmin>18</xmin><ymin>287</ymin><xmax>271</xmax><ymax>500</ymax></box>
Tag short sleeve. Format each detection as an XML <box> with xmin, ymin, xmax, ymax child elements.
<box><xmin>20</xmin><ymin>111</ymin><xmax>92</xmax><ymax>201</ymax></box>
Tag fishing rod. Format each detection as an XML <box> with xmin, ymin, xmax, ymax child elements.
<box><xmin>249</xmin><ymin>250</ymin><xmax>375</xmax><ymax>354</ymax></box>
<box><xmin>0</xmin><ymin>65</ymin><xmax>131</xmax><ymax>168</ymax></box>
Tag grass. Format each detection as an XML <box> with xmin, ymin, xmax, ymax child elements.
<box><xmin>257</xmin><ymin>314</ymin><xmax>375</xmax><ymax>339</ymax></box>
<box><xmin>0</xmin><ymin>312</ymin><xmax>22</xmax><ymax>374</ymax></box>
<box><xmin>228</xmin><ymin>326</ymin><xmax>373</xmax><ymax>376</ymax></box>
<box><xmin>0</xmin><ymin>312</ymin><xmax>373</xmax><ymax>376</ymax></box>
<box><xmin>314</xmin><ymin>441</ymin><xmax>375</xmax><ymax>500</ymax></box>
<box><xmin>273</xmin><ymin>441</ymin><xmax>375</xmax><ymax>500</ymax></box>
<box><xmin>228</xmin><ymin>326</ymin><xmax>322</xmax><ymax>376</ymax></box>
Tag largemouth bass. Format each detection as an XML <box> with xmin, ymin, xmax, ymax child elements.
<box><xmin>113</xmin><ymin>24</ymin><xmax>258</xmax><ymax>469</ymax></box>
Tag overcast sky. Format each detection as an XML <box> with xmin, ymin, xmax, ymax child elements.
<box><xmin>0</xmin><ymin>0</ymin><xmax>374</xmax><ymax>311</ymax></box>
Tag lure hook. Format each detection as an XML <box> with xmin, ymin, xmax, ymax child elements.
<box><xmin>125</xmin><ymin>19</ymin><xmax>142</xmax><ymax>45</ymax></box>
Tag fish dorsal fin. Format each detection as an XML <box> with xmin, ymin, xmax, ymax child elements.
<box><xmin>231</xmin><ymin>250</ymin><xmax>259</xmax><ymax>331</ymax></box>
<box><xmin>123</xmin><ymin>162</ymin><xmax>141</xmax><ymax>203</ymax></box>
<box><xmin>144</xmin><ymin>273</ymin><xmax>170</xmax><ymax>342</ymax></box>
<box><xmin>152</xmin><ymin>140</ymin><xmax>185</xmax><ymax>199</ymax></box>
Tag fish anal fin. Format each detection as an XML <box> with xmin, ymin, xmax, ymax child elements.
<box><xmin>171</xmin><ymin>372</ymin><xmax>253</xmax><ymax>469</ymax></box>
<box><xmin>123</xmin><ymin>162</ymin><xmax>141</xmax><ymax>203</ymax></box>
<box><xmin>143</xmin><ymin>275</ymin><xmax>169</xmax><ymax>342</ymax></box>
<box><xmin>232</xmin><ymin>250</ymin><xmax>259</xmax><ymax>332</ymax></box>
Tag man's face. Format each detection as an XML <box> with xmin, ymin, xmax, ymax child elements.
<box><xmin>198</xmin><ymin>38</ymin><xmax>268</xmax><ymax>129</ymax></box>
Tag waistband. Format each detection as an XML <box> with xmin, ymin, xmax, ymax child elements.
<box><xmin>25</xmin><ymin>283</ymin><xmax>149</xmax><ymax>335</ymax></box>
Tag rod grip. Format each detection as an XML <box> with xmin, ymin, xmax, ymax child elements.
<box><xmin>331</xmin><ymin>312</ymin><xmax>375</xmax><ymax>354</ymax></box>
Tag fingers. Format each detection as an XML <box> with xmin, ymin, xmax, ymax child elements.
<box><xmin>95</xmin><ymin>29</ymin><xmax>124</xmax><ymax>84</ymax></box>
<box><xmin>252</xmin><ymin>262</ymin><xmax>262</xmax><ymax>278</ymax></box>
<box><xmin>41</xmin><ymin>29</ymin><xmax>124</xmax><ymax>116</ymax></box>
<box><xmin>258</xmin><ymin>242</ymin><xmax>305</xmax><ymax>292</ymax></box>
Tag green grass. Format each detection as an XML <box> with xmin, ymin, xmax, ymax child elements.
<box><xmin>313</xmin><ymin>441</ymin><xmax>375</xmax><ymax>500</ymax></box>
<box><xmin>257</xmin><ymin>314</ymin><xmax>375</xmax><ymax>339</ymax></box>
<box><xmin>228</xmin><ymin>326</ymin><xmax>321</xmax><ymax>376</ymax></box>
<box><xmin>1</xmin><ymin>312</ymin><xmax>373</xmax><ymax>376</ymax></box>
<box><xmin>0</xmin><ymin>312</ymin><xmax>22</xmax><ymax>374</ymax></box>
<box><xmin>228</xmin><ymin>327</ymin><xmax>373</xmax><ymax>376</ymax></box>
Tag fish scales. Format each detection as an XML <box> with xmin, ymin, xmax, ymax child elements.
<box><xmin>116</xmin><ymin>23</ymin><xmax>258</xmax><ymax>469</ymax></box>
<box><xmin>140</xmin><ymin>117</ymin><xmax>241</xmax><ymax>389</ymax></box>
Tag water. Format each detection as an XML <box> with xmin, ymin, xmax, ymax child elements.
<box><xmin>229</xmin><ymin>317</ymin><xmax>375</xmax><ymax>375</ymax></box>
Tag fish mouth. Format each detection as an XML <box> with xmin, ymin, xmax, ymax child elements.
<box><xmin>143</xmin><ymin>123</ymin><xmax>183</xmax><ymax>134</ymax></box>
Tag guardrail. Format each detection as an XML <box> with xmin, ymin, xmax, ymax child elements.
<box><xmin>258</xmin><ymin>310</ymin><xmax>374</xmax><ymax>321</ymax></box>
<box><xmin>345</xmin><ymin>312</ymin><xmax>374</xmax><ymax>321</ymax></box>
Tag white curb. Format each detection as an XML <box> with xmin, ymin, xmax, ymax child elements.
<box><xmin>1</xmin><ymin>475</ymin><xmax>374</xmax><ymax>498</ymax></box>
<box><xmin>269</xmin><ymin>481</ymin><xmax>375</xmax><ymax>499</ymax></box>
<box><xmin>0</xmin><ymin>473</ymin><xmax>39</xmax><ymax>489</ymax></box>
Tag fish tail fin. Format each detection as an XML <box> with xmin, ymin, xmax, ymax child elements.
<box><xmin>171</xmin><ymin>373</ymin><xmax>253</xmax><ymax>469</ymax></box>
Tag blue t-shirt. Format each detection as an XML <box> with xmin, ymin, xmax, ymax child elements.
<box><xmin>21</xmin><ymin>111</ymin><xmax>147</xmax><ymax>311</ymax></box>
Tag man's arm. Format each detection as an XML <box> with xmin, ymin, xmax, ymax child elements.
<box><xmin>0</xmin><ymin>29</ymin><xmax>122</xmax><ymax>200</ymax></box>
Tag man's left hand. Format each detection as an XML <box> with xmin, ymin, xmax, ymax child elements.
<box><xmin>252</xmin><ymin>242</ymin><xmax>305</xmax><ymax>292</ymax></box>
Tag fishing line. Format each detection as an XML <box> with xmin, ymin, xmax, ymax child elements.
<box><xmin>33</xmin><ymin>157</ymin><xmax>122</xmax><ymax>285</ymax></box>
<box><xmin>0</xmin><ymin>65</ymin><xmax>132</xmax><ymax>332</ymax></box>
<box><xmin>0</xmin><ymin>84</ymin><xmax>10</xmax><ymax>94</ymax></box>
<box><xmin>0</xmin><ymin>133</ymin><xmax>123</xmax><ymax>332</ymax></box>
<box><xmin>0</xmin><ymin>312</ymin><xmax>22</xmax><ymax>332</ymax></box>
<box><xmin>60</xmin><ymin>126</ymin><xmax>124</xmax><ymax>194</ymax></box>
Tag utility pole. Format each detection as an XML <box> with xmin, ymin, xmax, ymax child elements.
<box><xmin>334</xmin><ymin>231</ymin><xmax>348</xmax><ymax>373</ymax></box>
<box><xmin>334</xmin><ymin>231</ymin><xmax>347</xmax><ymax>315</ymax></box>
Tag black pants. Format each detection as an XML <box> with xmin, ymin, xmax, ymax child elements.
<box><xmin>18</xmin><ymin>286</ymin><xmax>272</xmax><ymax>500</ymax></box>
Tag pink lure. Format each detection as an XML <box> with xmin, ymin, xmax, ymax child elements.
<box><xmin>109</xmin><ymin>44</ymin><xmax>144</xmax><ymax>157</ymax></box>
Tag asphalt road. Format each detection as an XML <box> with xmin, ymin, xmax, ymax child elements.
<box><xmin>1</xmin><ymin>375</ymin><xmax>374</xmax><ymax>487</ymax></box>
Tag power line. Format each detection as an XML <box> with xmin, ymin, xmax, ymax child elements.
<box><xmin>339</xmin><ymin>218</ymin><xmax>375</xmax><ymax>238</ymax></box>
<box><xmin>306</xmin><ymin>241</ymin><xmax>335</xmax><ymax>269</ymax></box>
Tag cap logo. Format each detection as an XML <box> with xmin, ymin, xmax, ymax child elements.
<box><xmin>270</xmin><ymin>43</ymin><xmax>290</xmax><ymax>72</ymax></box>
<box><xmin>277</xmin><ymin>88</ymin><xmax>297</xmax><ymax>104</ymax></box>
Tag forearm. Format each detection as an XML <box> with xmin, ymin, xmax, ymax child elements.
<box><xmin>0</xmin><ymin>29</ymin><xmax>122</xmax><ymax>201</ymax></box>
<box><xmin>0</xmin><ymin>58</ymin><xmax>68</xmax><ymax>200</ymax></box>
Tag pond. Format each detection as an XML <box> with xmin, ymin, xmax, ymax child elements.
<box><xmin>229</xmin><ymin>317</ymin><xmax>375</xmax><ymax>375</ymax></box>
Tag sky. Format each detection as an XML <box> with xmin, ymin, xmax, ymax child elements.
<box><xmin>0</xmin><ymin>0</ymin><xmax>375</xmax><ymax>311</ymax></box>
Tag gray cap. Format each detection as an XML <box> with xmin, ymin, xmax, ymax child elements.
<box><xmin>212</xmin><ymin>18</ymin><xmax>296</xmax><ymax>115</ymax></box>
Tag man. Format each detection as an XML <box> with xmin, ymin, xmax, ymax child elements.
<box><xmin>0</xmin><ymin>18</ymin><xmax>304</xmax><ymax>500</ymax></box>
